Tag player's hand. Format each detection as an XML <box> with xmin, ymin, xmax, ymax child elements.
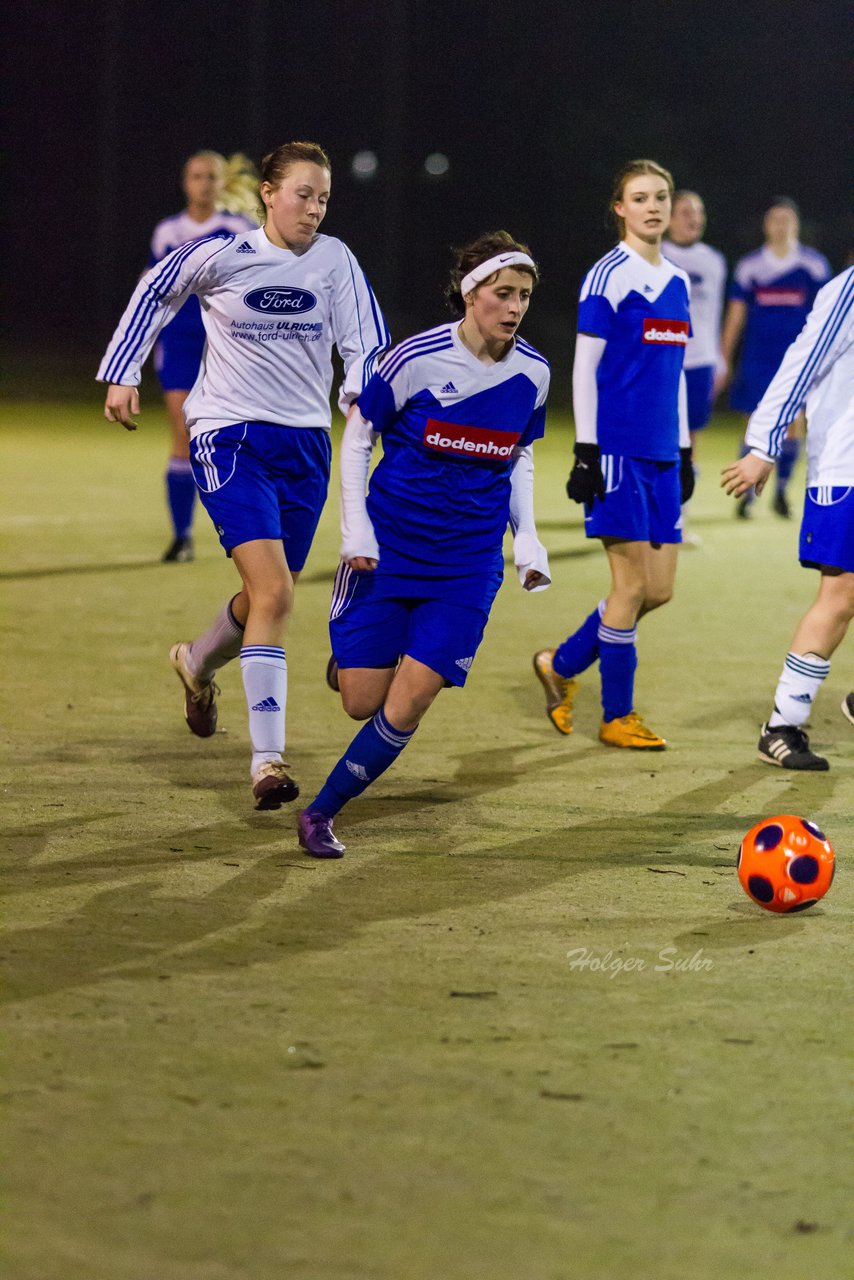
<box><xmin>713</xmin><ymin>362</ymin><xmax>731</xmax><ymax>399</ymax></box>
<box><xmin>104</xmin><ymin>385</ymin><xmax>141</xmax><ymax>431</ymax></box>
<box><xmin>345</xmin><ymin>555</ymin><xmax>378</xmax><ymax>571</ymax></box>
<box><xmin>523</xmin><ymin>569</ymin><xmax>546</xmax><ymax>591</ymax></box>
<box><xmin>679</xmin><ymin>447</ymin><xmax>696</xmax><ymax>504</ymax></box>
<box><xmin>721</xmin><ymin>453</ymin><xmax>774</xmax><ymax>498</ymax></box>
<box><xmin>566</xmin><ymin>443</ymin><xmax>605</xmax><ymax>505</ymax></box>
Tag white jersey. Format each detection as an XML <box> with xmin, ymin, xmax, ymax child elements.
<box><xmin>97</xmin><ymin>227</ymin><xmax>389</xmax><ymax>439</ymax></box>
<box><xmin>662</xmin><ymin>239</ymin><xmax>727</xmax><ymax>370</ymax></box>
<box><xmin>148</xmin><ymin>210</ymin><xmax>257</xmax><ymax>265</ymax></box>
<box><xmin>746</xmin><ymin>268</ymin><xmax>854</xmax><ymax>487</ymax></box>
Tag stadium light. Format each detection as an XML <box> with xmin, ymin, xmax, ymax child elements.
<box><xmin>351</xmin><ymin>150</ymin><xmax>379</xmax><ymax>181</ymax></box>
<box><xmin>423</xmin><ymin>152</ymin><xmax>450</xmax><ymax>179</ymax></box>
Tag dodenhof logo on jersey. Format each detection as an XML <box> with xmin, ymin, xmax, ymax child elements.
<box><xmin>243</xmin><ymin>287</ymin><xmax>317</xmax><ymax>315</ymax></box>
<box><xmin>422</xmin><ymin>418</ymin><xmax>520</xmax><ymax>460</ymax></box>
<box><xmin>642</xmin><ymin>318</ymin><xmax>689</xmax><ymax>345</ymax></box>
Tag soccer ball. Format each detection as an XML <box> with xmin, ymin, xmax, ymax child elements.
<box><xmin>737</xmin><ymin>815</ymin><xmax>835</xmax><ymax>913</ymax></box>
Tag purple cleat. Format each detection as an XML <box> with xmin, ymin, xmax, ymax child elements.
<box><xmin>298</xmin><ymin>808</ymin><xmax>346</xmax><ymax>859</ymax></box>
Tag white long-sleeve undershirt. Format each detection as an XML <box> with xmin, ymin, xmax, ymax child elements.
<box><xmin>339</xmin><ymin>411</ymin><xmax>550</xmax><ymax>588</ymax></box>
<box><xmin>572</xmin><ymin>332</ymin><xmax>690</xmax><ymax>450</ymax></box>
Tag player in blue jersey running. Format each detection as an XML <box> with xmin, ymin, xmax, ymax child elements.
<box><xmin>719</xmin><ymin>198</ymin><xmax>831</xmax><ymax>518</ymax></box>
<box><xmin>534</xmin><ymin>159</ymin><xmax>692</xmax><ymax>751</ymax></box>
<box><xmin>296</xmin><ymin>231</ymin><xmax>551</xmax><ymax>857</ymax></box>
<box><xmin>98</xmin><ymin>141</ymin><xmax>389</xmax><ymax>811</ymax></box>
<box><xmin>722</xmin><ymin>267</ymin><xmax>854</xmax><ymax>769</ymax></box>
<box><xmin>148</xmin><ymin>152</ymin><xmax>259</xmax><ymax>562</ymax></box>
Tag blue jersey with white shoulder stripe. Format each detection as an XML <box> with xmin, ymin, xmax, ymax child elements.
<box><xmin>577</xmin><ymin>242</ymin><xmax>691</xmax><ymax>460</ymax></box>
<box><xmin>356</xmin><ymin>321</ymin><xmax>549</xmax><ymax>575</ymax></box>
<box><xmin>730</xmin><ymin>244</ymin><xmax>831</xmax><ymax>379</ymax></box>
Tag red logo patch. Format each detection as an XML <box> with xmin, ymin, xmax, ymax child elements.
<box><xmin>642</xmin><ymin>318</ymin><xmax>690</xmax><ymax>345</ymax></box>
<box><xmin>755</xmin><ymin>288</ymin><xmax>807</xmax><ymax>307</ymax></box>
<box><xmin>422</xmin><ymin>418</ymin><xmax>520</xmax><ymax>460</ymax></box>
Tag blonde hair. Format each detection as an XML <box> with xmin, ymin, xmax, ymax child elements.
<box><xmin>610</xmin><ymin>159</ymin><xmax>675</xmax><ymax>239</ymax></box>
<box><xmin>184</xmin><ymin>150</ymin><xmax>262</xmax><ymax>221</ymax></box>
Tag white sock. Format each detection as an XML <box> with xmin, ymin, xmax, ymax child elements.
<box><xmin>768</xmin><ymin>652</ymin><xmax>830</xmax><ymax>728</ymax></box>
<box><xmin>240</xmin><ymin>646</ymin><xmax>287</xmax><ymax>776</ymax></box>
<box><xmin>188</xmin><ymin>596</ymin><xmax>244</xmax><ymax>682</ymax></box>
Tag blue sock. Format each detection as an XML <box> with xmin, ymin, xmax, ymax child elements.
<box><xmin>598</xmin><ymin>622</ymin><xmax>638</xmax><ymax>721</ymax></box>
<box><xmin>554</xmin><ymin>600</ymin><xmax>606</xmax><ymax>678</ymax></box>
<box><xmin>776</xmin><ymin>437</ymin><xmax>800</xmax><ymax>491</ymax></box>
<box><xmin>311</xmin><ymin>707</ymin><xmax>415</xmax><ymax>818</ymax></box>
<box><xmin>166</xmin><ymin>458</ymin><xmax>196</xmax><ymax>539</ymax></box>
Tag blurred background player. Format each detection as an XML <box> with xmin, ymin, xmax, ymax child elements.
<box><xmin>98</xmin><ymin>141</ymin><xmax>389</xmax><ymax>810</ymax></box>
<box><xmin>663</xmin><ymin>190</ymin><xmax>726</xmax><ymax>542</ymax></box>
<box><xmin>297</xmin><ymin>232</ymin><xmax>551</xmax><ymax>857</ymax></box>
<box><xmin>722</xmin><ymin>266</ymin><xmax>853</xmax><ymax>769</ymax></box>
<box><xmin>719</xmin><ymin>197</ymin><xmax>831</xmax><ymax>518</ymax></box>
<box><xmin>534</xmin><ymin>159</ymin><xmax>692</xmax><ymax>751</ymax></box>
<box><xmin>149</xmin><ymin>151</ymin><xmax>259</xmax><ymax>562</ymax></box>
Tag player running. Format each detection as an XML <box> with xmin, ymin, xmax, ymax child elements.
<box><xmin>722</xmin><ymin>267</ymin><xmax>854</xmax><ymax>770</ymax></box>
<box><xmin>663</xmin><ymin>190</ymin><xmax>726</xmax><ymax>538</ymax></box>
<box><xmin>719</xmin><ymin>198</ymin><xmax>831</xmax><ymax>518</ymax></box>
<box><xmin>98</xmin><ymin>141</ymin><xmax>389</xmax><ymax>810</ymax></box>
<box><xmin>534</xmin><ymin>159</ymin><xmax>692</xmax><ymax>751</ymax></box>
<box><xmin>296</xmin><ymin>232</ymin><xmax>551</xmax><ymax>857</ymax></box>
<box><xmin>148</xmin><ymin>152</ymin><xmax>259</xmax><ymax>562</ymax></box>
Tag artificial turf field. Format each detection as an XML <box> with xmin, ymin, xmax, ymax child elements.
<box><xmin>1</xmin><ymin>392</ymin><xmax>851</xmax><ymax>1280</ymax></box>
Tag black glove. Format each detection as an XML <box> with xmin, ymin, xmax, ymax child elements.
<box><xmin>679</xmin><ymin>447</ymin><xmax>695</xmax><ymax>504</ymax></box>
<box><xmin>566</xmin><ymin>443</ymin><xmax>606</xmax><ymax>505</ymax></box>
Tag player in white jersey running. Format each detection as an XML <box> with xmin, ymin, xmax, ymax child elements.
<box><xmin>720</xmin><ymin>198</ymin><xmax>831</xmax><ymax>518</ymax></box>
<box><xmin>722</xmin><ymin>267</ymin><xmax>854</xmax><ymax>769</ymax></box>
<box><xmin>148</xmin><ymin>152</ymin><xmax>259</xmax><ymax>563</ymax></box>
<box><xmin>534</xmin><ymin>160</ymin><xmax>692</xmax><ymax>751</ymax></box>
<box><xmin>295</xmin><ymin>232</ymin><xmax>551</xmax><ymax>857</ymax></box>
<box><xmin>98</xmin><ymin>141</ymin><xmax>389</xmax><ymax>811</ymax></box>
<box><xmin>663</xmin><ymin>190</ymin><xmax>726</xmax><ymax>538</ymax></box>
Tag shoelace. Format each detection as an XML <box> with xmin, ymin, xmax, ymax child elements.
<box><xmin>191</xmin><ymin>679</ymin><xmax>220</xmax><ymax>705</ymax></box>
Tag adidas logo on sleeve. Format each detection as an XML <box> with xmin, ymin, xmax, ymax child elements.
<box><xmin>236</xmin><ymin>241</ymin><xmax>256</xmax><ymax>254</ymax></box>
<box><xmin>440</xmin><ymin>381</ymin><xmax>458</xmax><ymax>394</ymax></box>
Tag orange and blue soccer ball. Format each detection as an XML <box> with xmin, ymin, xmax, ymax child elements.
<box><xmin>737</xmin><ymin>815</ymin><xmax>835</xmax><ymax>913</ymax></box>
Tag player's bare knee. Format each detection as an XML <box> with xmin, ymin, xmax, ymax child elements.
<box><xmin>643</xmin><ymin>586</ymin><xmax>673</xmax><ymax>611</ymax></box>
<box><xmin>341</xmin><ymin>692</ymin><xmax>379</xmax><ymax>721</ymax></box>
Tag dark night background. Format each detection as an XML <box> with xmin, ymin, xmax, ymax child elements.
<box><xmin>3</xmin><ymin>0</ymin><xmax>851</xmax><ymax>403</ymax></box>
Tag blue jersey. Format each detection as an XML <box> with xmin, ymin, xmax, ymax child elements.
<box><xmin>356</xmin><ymin>322</ymin><xmax>549</xmax><ymax>577</ymax></box>
<box><xmin>730</xmin><ymin>244</ymin><xmax>831</xmax><ymax>382</ymax></box>
<box><xmin>577</xmin><ymin>243</ymin><xmax>691</xmax><ymax>460</ymax></box>
<box><xmin>149</xmin><ymin>209</ymin><xmax>257</xmax><ymax>343</ymax></box>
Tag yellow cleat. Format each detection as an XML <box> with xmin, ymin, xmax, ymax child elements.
<box><xmin>599</xmin><ymin>711</ymin><xmax>666</xmax><ymax>750</ymax></box>
<box><xmin>532</xmin><ymin>649</ymin><xmax>578</xmax><ymax>736</ymax></box>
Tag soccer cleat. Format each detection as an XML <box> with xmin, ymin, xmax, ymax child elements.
<box><xmin>735</xmin><ymin>495</ymin><xmax>754</xmax><ymax>520</ymax></box>
<box><xmin>599</xmin><ymin>711</ymin><xmax>666</xmax><ymax>750</ymax></box>
<box><xmin>532</xmin><ymin>649</ymin><xmax>578</xmax><ymax>735</ymax></box>
<box><xmin>757</xmin><ymin>722</ymin><xmax>828</xmax><ymax>771</ymax></box>
<box><xmin>771</xmin><ymin>490</ymin><xmax>791</xmax><ymax>519</ymax></box>
<box><xmin>163</xmin><ymin>535</ymin><xmax>195</xmax><ymax>563</ymax></box>
<box><xmin>325</xmin><ymin>654</ymin><xmax>340</xmax><ymax>692</ymax></box>
<box><xmin>297</xmin><ymin>808</ymin><xmax>346</xmax><ymax>858</ymax></box>
<box><xmin>252</xmin><ymin>760</ymin><xmax>300</xmax><ymax>810</ymax></box>
<box><xmin>840</xmin><ymin>693</ymin><xmax>854</xmax><ymax>726</ymax></box>
<box><xmin>170</xmin><ymin>642</ymin><xmax>219</xmax><ymax>737</ymax></box>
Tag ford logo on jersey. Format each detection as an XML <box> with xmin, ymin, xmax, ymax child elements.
<box><xmin>642</xmin><ymin>318</ymin><xmax>689</xmax><ymax>344</ymax></box>
<box><xmin>243</xmin><ymin>287</ymin><xmax>318</xmax><ymax>314</ymax></box>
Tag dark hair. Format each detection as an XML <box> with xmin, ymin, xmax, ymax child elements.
<box><xmin>609</xmin><ymin>159</ymin><xmax>674</xmax><ymax>238</ymax></box>
<box><xmin>672</xmin><ymin>188</ymin><xmax>703</xmax><ymax>208</ymax></box>
<box><xmin>445</xmin><ymin>230</ymin><xmax>539</xmax><ymax>315</ymax></box>
<box><xmin>766</xmin><ymin>196</ymin><xmax>800</xmax><ymax>218</ymax></box>
<box><xmin>260</xmin><ymin>141</ymin><xmax>331</xmax><ymax>189</ymax></box>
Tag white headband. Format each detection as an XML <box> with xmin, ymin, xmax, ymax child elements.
<box><xmin>460</xmin><ymin>251</ymin><xmax>536</xmax><ymax>298</ymax></box>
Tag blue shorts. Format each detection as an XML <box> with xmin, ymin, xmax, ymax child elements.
<box><xmin>799</xmin><ymin>486</ymin><xmax>854</xmax><ymax>573</ymax></box>
<box><xmin>155</xmin><ymin>333</ymin><xmax>205</xmax><ymax>393</ymax></box>
<box><xmin>329</xmin><ymin>563</ymin><xmax>502</xmax><ymax>687</ymax></box>
<box><xmin>685</xmin><ymin>365</ymin><xmax>715</xmax><ymax>432</ymax></box>
<box><xmin>584</xmin><ymin>455</ymin><xmax>682</xmax><ymax>545</ymax></box>
<box><xmin>189</xmin><ymin>422</ymin><xmax>331</xmax><ymax>571</ymax></box>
